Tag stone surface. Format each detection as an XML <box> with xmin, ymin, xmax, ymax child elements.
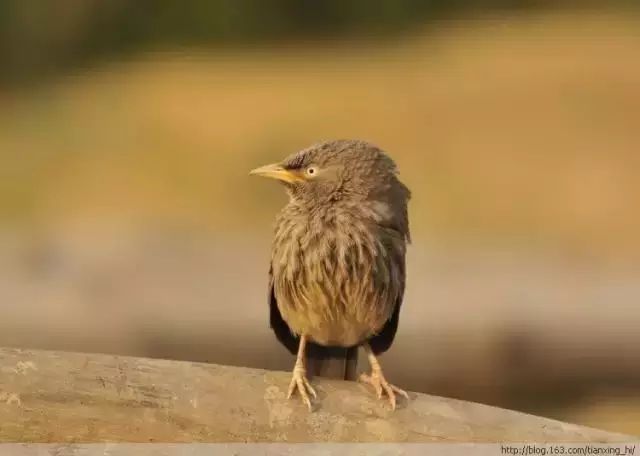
<box><xmin>0</xmin><ymin>348</ymin><xmax>632</xmax><ymax>442</ymax></box>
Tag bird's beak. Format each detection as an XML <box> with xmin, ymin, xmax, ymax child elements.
<box><xmin>249</xmin><ymin>163</ymin><xmax>304</xmax><ymax>184</ymax></box>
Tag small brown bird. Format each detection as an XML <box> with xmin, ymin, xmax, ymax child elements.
<box><xmin>250</xmin><ymin>139</ymin><xmax>411</xmax><ymax>410</ymax></box>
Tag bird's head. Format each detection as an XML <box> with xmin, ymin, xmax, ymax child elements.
<box><xmin>250</xmin><ymin>139</ymin><xmax>409</xmax><ymax>206</ymax></box>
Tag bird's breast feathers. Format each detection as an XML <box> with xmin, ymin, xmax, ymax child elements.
<box><xmin>271</xmin><ymin>202</ymin><xmax>406</xmax><ymax>346</ymax></box>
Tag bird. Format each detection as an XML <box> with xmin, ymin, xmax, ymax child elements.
<box><xmin>250</xmin><ymin>139</ymin><xmax>411</xmax><ymax>410</ymax></box>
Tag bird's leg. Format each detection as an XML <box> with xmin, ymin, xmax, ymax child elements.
<box><xmin>359</xmin><ymin>343</ymin><xmax>409</xmax><ymax>410</ymax></box>
<box><xmin>287</xmin><ymin>334</ymin><xmax>317</xmax><ymax>410</ymax></box>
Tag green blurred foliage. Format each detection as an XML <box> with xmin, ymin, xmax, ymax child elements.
<box><xmin>0</xmin><ymin>0</ymin><xmax>595</xmax><ymax>87</ymax></box>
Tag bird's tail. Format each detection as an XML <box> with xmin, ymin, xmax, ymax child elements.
<box><xmin>306</xmin><ymin>344</ymin><xmax>359</xmax><ymax>381</ymax></box>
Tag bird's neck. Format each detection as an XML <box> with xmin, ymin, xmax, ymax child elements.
<box><xmin>285</xmin><ymin>197</ymin><xmax>371</xmax><ymax>222</ymax></box>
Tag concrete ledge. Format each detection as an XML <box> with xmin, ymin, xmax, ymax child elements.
<box><xmin>0</xmin><ymin>348</ymin><xmax>632</xmax><ymax>442</ymax></box>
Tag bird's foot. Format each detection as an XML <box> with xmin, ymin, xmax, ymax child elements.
<box><xmin>359</xmin><ymin>368</ymin><xmax>409</xmax><ymax>410</ymax></box>
<box><xmin>287</xmin><ymin>364</ymin><xmax>316</xmax><ymax>411</ymax></box>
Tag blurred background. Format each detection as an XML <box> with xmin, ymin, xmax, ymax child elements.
<box><xmin>1</xmin><ymin>0</ymin><xmax>639</xmax><ymax>435</ymax></box>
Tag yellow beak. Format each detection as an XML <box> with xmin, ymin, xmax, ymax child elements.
<box><xmin>249</xmin><ymin>163</ymin><xmax>304</xmax><ymax>184</ymax></box>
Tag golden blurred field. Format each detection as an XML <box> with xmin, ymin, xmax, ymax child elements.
<box><xmin>2</xmin><ymin>10</ymin><xmax>639</xmax><ymax>258</ymax></box>
<box><xmin>1</xmin><ymin>9</ymin><xmax>639</xmax><ymax>435</ymax></box>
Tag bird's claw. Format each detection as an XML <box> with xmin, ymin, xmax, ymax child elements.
<box><xmin>287</xmin><ymin>365</ymin><xmax>316</xmax><ymax>411</ymax></box>
<box><xmin>359</xmin><ymin>369</ymin><xmax>409</xmax><ymax>410</ymax></box>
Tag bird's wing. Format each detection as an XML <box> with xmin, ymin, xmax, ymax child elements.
<box><xmin>366</xmin><ymin>226</ymin><xmax>407</xmax><ymax>356</ymax></box>
<box><xmin>268</xmin><ymin>265</ymin><xmax>299</xmax><ymax>355</ymax></box>
<box><xmin>366</xmin><ymin>284</ymin><xmax>403</xmax><ymax>356</ymax></box>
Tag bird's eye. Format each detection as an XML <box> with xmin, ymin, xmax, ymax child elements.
<box><xmin>305</xmin><ymin>166</ymin><xmax>317</xmax><ymax>176</ymax></box>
